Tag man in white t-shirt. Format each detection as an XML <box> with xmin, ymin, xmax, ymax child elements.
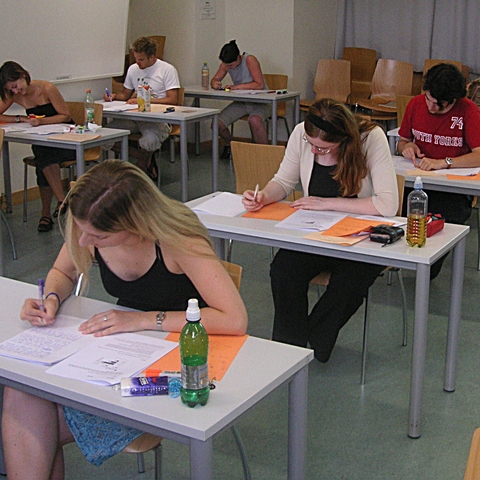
<box><xmin>104</xmin><ymin>37</ymin><xmax>180</xmax><ymax>181</ymax></box>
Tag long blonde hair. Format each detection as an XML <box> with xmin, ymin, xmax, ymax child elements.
<box><xmin>305</xmin><ymin>98</ymin><xmax>377</xmax><ymax>197</ymax></box>
<box><xmin>63</xmin><ymin>160</ymin><xmax>214</xmax><ymax>286</ymax></box>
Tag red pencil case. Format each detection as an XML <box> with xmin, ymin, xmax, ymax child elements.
<box><xmin>426</xmin><ymin>213</ymin><xmax>445</xmax><ymax>237</ymax></box>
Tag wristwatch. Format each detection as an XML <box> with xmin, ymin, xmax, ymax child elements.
<box><xmin>156</xmin><ymin>311</ymin><xmax>166</xmax><ymax>331</ymax></box>
<box><xmin>445</xmin><ymin>157</ymin><xmax>453</xmax><ymax>169</ymax></box>
<box><xmin>15</xmin><ymin>115</ymin><xmax>20</xmax><ymax>123</ymax></box>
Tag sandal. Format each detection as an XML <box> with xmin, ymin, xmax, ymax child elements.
<box><xmin>53</xmin><ymin>201</ymin><xmax>67</xmax><ymax>219</ymax></box>
<box><xmin>38</xmin><ymin>216</ymin><xmax>53</xmax><ymax>233</ymax></box>
<box><xmin>145</xmin><ymin>156</ymin><xmax>159</xmax><ymax>182</ymax></box>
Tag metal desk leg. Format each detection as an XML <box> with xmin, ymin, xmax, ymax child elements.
<box><xmin>75</xmin><ymin>145</ymin><xmax>85</xmax><ymax>177</ymax></box>
<box><xmin>190</xmin><ymin>437</ymin><xmax>213</xmax><ymax>480</ymax></box>
<box><xmin>2</xmin><ymin>142</ymin><xmax>12</xmax><ymax>213</ymax></box>
<box><xmin>213</xmin><ymin>238</ymin><xmax>226</xmax><ymax>259</ymax></box>
<box><xmin>444</xmin><ymin>236</ymin><xmax>466</xmax><ymax>392</ymax></box>
<box><xmin>0</xmin><ymin>213</ymin><xmax>4</xmax><ymax>276</ymax></box>
<box><xmin>289</xmin><ymin>364</ymin><xmax>308</xmax><ymax>479</ymax></box>
<box><xmin>193</xmin><ymin>97</ymin><xmax>201</xmax><ymax>156</ymax></box>
<box><xmin>294</xmin><ymin>96</ymin><xmax>300</xmax><ymax>127</ymax></box>
<box><xmin>272</xmin><ymin>98</ymin><xmax>278</xmax><ymax>145</ymax></box>
<box><xmin>408</xmin><ymin>263</ymin><xmax>430</xmax><ymax>438</ymax></box>
<box><xmin>180</xmin><ymin>127</ymin><xmax>189</xmax><ymax>202</ymax></box>
<box><xmin>212</xmin><ymin>115</ymin><xmax>219</xmax><ymax>192</ymax></box>
<box><xmin>120</xmin><ymin>135</ymin><xmax>129</xmax><ymax>161</ymax></box>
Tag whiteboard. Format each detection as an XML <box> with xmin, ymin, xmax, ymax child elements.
<box><xmin>0</xmin><ymin>0</ymin><xmax>129</xmax><ymax>84</ymax></box>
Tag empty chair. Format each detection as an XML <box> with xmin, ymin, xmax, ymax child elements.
<box><xmin>342</xmin><ymin>47</ymin><xmax>377</xmax><ymax>105</ymax></box>
<box><xmin>356</xmin><ymin>59</ymin><xmax>414</xmax><ymax>124</ymax></box>
<box><xmin>396</xmin><ymin>94</ymin><xmax>414</xmax><ymax>127</ymax></box>
<box><xmin>464</xmin><ymin>428</ymin><xmax>480</xmax><ymax>480</ymax></box>
<box><xmin>300</xmin><ymin>59</ymin><xmax>351</xmax><ymax>112</ymax></box>
<box><xmin>263</xmin><ymin>73</ymin><xmax>290</xmax><ymax>137</ymax></box>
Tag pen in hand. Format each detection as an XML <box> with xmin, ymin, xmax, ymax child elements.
<box><xmin>105</xmin><ymin>88</ymin><xmax>112</xmax><ymax>101</ymax></box>
<box><xmin>253</xmin><ymin>184</ymin><xmax>259</xmax><ymax>203</ymax></box>
<box><xmin>38</xmin><ymin>279</ymin><xmax>45</xmax><ymax>312</ymax></box>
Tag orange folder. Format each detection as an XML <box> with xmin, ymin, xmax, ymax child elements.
<box><xmin>144</xmin><ymin>333</ymin><xmax>249</xmax><ymax>381</ymax></box>
<box><xmin>242</xmin><ymin>202</ymin><xmax>295</xmax><ymax>221</ymax></box>
<box><xmin>321</xmin><ymin>216</ymin><xmax>392</xmax><ymax>237</ymax></box>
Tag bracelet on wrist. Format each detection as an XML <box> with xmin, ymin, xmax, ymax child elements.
<box><xmin>46</xmin><ymin>292</ymin><xmax>61</xmax><ymax>306</ymax></box>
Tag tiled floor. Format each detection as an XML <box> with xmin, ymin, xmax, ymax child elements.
<box><xmin>2</xmin><ymin>148</ymin><xmax>480</xmax><ymax>479</ymax></box>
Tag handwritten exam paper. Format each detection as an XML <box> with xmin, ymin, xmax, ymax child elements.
<box><xmin>0</xmin><ymin>315</ymin><xmax>90</xmax><ymax>365</ymax></box>
<box><xmin>47</xmin><ymin>334</ymin><xmax>178</xmax><ymax>385</ymax></box>
<box><xmin>393</xmin><ymin>155</ymin><xmax>480</xmax><ymax>178</ymax></box>
<box><xmin>276</xmin><ymin>210</ymin><xmax>348</xmax><ymax>231</ymax></box>
<box><xmin>97</xmin><ymin>100</ymin><xmax>139</xmax><ymax>112</ymax></box>
<box><xmin>192</xmin><ymin>192</ymin><xmax>246</xmax><ymax>217</ymax></box>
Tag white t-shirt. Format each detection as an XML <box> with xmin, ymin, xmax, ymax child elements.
<box><xmin>124</xmin><ymin>59</ymin><xmax>180</xmax><ymax>98</ymax></box>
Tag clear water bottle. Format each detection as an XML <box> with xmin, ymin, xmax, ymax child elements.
<box><xmin>201</xmin><ymin>62</ymin><xmax>209</xmax><ymax>90</ymax></box>
<box><xmin>407</xmin><ymin>176</ymin><xmax>428</xmax><ymax>247</ymax></box>
<box><xmin>84</xmin><ymin>89</ymin><xmax>95</xmax><ymax>128</ymax></box>
<box><xmin>180</xmin><ymin>298</ymin><xmax>210</xmax><ymax>407</ymax></box>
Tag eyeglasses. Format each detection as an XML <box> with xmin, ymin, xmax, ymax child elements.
<box><xmin>302</xmin><ymin>133</ymin><xmax>335</xmax><ymax>155</ymax></box>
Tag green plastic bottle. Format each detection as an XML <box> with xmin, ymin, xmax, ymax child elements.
<box><xmin>180</xmin><ymin>298</ymin><xmax>210</xmax><ymax>407</ymax></box>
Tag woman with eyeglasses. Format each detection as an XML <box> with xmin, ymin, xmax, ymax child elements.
<box><xmin>242</xmin><ymin>98</ymin><xmax>398</xmax><ymax>363</ymax></box>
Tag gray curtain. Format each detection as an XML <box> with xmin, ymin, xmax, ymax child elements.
<box><xmin>335</xmin><ymin>0</ymin><xmax>480</xmax><ymax>75</ymax></box>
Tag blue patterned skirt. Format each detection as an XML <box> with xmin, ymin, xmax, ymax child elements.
<box><xmin>63</xmin><ymin>406</ymin><xmax>143</xmax><ymax>466</ymax></box>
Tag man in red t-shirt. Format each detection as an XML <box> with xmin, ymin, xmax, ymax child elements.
<box><xmin>398</xmin><ymin>63</ymin><xmax>480</xmax><ymax>277</ymax></box>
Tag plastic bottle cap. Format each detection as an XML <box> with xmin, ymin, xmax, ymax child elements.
<box><xmin>86</xmin><ymin>88</ymin><xmax>91</xmax><ymax>93</ymax></box>
<box><xmin>186</xmin><ymin>298</ymin><xmax>201</xmax><ymax>321</ymax></box>
<box><xmin>414</xmin><ymin>176</ymin><xmax>423</xmax><ymax>189</ymax></box>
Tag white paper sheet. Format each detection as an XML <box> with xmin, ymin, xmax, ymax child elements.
<box><xmin>393</xmin><ymin>155</ymin><xmax>480</xmax><ymax>176</ymax></box>
<box><xmin>275</xmin><ymin>210</ymin><xmax>348</xmax><ymax>231</ymax></box>
<box><xmin>0</xmin><ymin>315</ymin><xmax>91</xmax><ymax>365</ymax></box>
<box><xmin>97</xmin><ymin>100</ymin><xmax>139</xmax><ymax>112</ymax></box>
<box><xmin>192</xmin><ymin>192</ymin><xmax>246</xmax><ymax>217</ymax></box>
<box><xmin>46</xmin><ymin>334</ymin><xmax>178</xmax><ymax>385</ymax></box>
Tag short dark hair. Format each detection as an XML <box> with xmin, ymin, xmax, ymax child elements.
<box><xmin>132</xmin><ymin>37</ymin><xmax>158</xmax><ymax>58</ymax></box>
<box><xmin>423</xmin><ymin>63</ymin><xmax>466</xmax><ymax>108</ymax></box>
<box><xmin>0</xmin><ymin>61</ymin><xmax>31</xmax><ymax>102</ymax></box>
<box><xmin>219</xmin><ymin>40</ymin><xmax>240</xmax><ymax>64</ymax></box>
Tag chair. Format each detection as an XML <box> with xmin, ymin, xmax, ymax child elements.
<box><xmin>422</xmin><ymin>58</ymin><xmax>462</xmax><ymax>77</ymax></box>
<box><xmin>74</xmin><ymin>260</ymin><xmax>250</xmax><ymax>480</ymax></box>
<box><xmin>310</xmin><ymin>174</ymin><xmax>408</xmax><ymax>385</ymax></box>
<box><xmin>228</xmin><ymin>141</ymin><xmax>288</xmax><ymax>261</ymax></box>
<box><xmin>22</xmin><ymin>102</ymin><xmax>104</xmax><ymax>222</ymax></box>
<box><xmin>356</xmin><ymin>59</ymin><xmax>414</xmax><ymax>124</ymax></box>
<box><xmin>464</xmin><ymin>428</ymin><xmax>480</xmax><ymax>479</ymax></box>
<box><xmin>263</xmin><ymin>74</ymin><xmax>290</xmax><ymax>138</ymax></box>
<box><xmin>396</xmin><ymin>94</ymin><xmax>413</xmax><ymax>127</ymax></box>
<box><xmin>342</xmin><ymin>47</ymin><xmax>377</xmax><ymax>105</ymax></box>
<box><xmin>299</xmin><ymin>59</ymin><xmax>351</xmax><ymax>113</ymax></box>
<box><xmin>0</xmin><ymin>129</ymin><xmax>17</xmax><ymax>262</ymax></box>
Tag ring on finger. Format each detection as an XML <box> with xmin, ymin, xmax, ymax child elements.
<box><xmin>103</xmin><ymin>316</ymin><xmax>108</xmax><ymax>322</ymax></box>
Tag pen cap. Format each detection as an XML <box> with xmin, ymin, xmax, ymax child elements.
<box><xmin>186</xmin><ymin>298</ymin><xmax>201</xmax><ymax>322</ymax></box>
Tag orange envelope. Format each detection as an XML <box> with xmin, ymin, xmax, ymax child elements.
<box><xmin>242</xmin><ymin>202</ymin><xmax>295</xmax><ymax>221</ymax></box>
<box><xmin>321</xmin><ymin>216</ymin><xmax>392</xmax><ymax>237</ymax></box>
<box><xmin>144</xmin><ymin>333</ymin><xmax>248</xmax><ymax>381</ymax></box>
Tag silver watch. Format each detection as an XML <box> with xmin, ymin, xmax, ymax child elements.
<box><xmin>445</xmin><ymin>157</ymin><xmax>453</xmax><ymax>169</ymax></box>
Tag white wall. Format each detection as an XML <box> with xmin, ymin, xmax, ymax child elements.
<box><xmin>2</xmin><ymin>0</ymin><xmax>339</xmax><ymax>196</ymax></box>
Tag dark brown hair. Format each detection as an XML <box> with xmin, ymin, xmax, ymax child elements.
<box><xmin>0</xmin><ymin>61</ymin><xmax>31</xmax><ymax>102</ymax></box>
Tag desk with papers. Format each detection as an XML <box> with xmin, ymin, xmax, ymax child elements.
<box><xmin>100</xmin><ymin>102</ymin><xmax>220</xmax><ymax>202</ymax></box>
<box><xmin>188</xmin><ymin>192</ymin><xmax>469</xmax><ymax>439</ymax></box>
<box><xmin>0</xmin><ymin>277</ymin><xmax>313</xmax><ymax>479</ymax></box>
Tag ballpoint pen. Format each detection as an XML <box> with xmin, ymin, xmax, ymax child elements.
<box><xmin>105</xmin><ymin>88</ymin><xmax>112</xmax><ymax>101</ymax></box>
<box><xmin>253</xmin><ymin>184</ymin><xmax>259</xmax><ymax>203</ymax></box>
<box><xmin>38</xmin><ymin>278</ymin><xmax>45</xmax><ymax>312</ymax></box>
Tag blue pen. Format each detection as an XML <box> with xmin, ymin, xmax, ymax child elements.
<box><xmin>38</xmin><ymin>279</ymin><xmax>45</xmax><ymax>312</ymax></box>
<box><xmin>105</xmin><ymin>88</ymin><xmax>112</xmax><ymax>101</ymax></box>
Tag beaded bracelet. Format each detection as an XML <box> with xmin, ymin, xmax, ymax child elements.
<box><xmin>46</xmin><ymin>292</ymin><xmax>61</xmax><ymax>306</ymax></box>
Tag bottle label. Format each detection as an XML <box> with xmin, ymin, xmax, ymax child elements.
<box><xmin>181</xmin><ymin>363</ymin><xmax>209</xmax><ymax>390</ymax></box>
<box><xmin>85</xmin><ymin>108</ymin><xmax>95</xmax><ymax>123</ymax></box>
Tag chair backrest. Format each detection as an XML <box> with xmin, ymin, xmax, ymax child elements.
<box><xmin>342</xmin><ymin>47</ymin><xmax>377</xmax><ymax>83</ymax></box>
<box><xmin>395</xmin><ymin>174</ymin><xmax>405</xmax><ymax>216</ymax></box>
<box><xmin>66</xmin><ymin>101</ymin><xmax>103</xmax><ymax>125</ymax></box>
<box><xmin>230</xmin><ymin>141</ymin><xmax>285</xmax><ymax>195</ymax></box>
<box><xmin>264</xmin><ymin>74</ymin><xmax>288</xmax><ymax>116</ymax></box>
<box><xmin>370</xmin><ymin>59</ymin><xmax>413</xmax><ymax>102</ymax></box>
<box><xmin>422</xmin><ymin>58</ymin><xmax>462</xmax><ymax>76</ymax></box>
<box><xmin>220</xmin><ymin>260</ymin><xmax>243</xmax><ymax>290</ymax></box>
<box><xmin>0</xmin><ymin>127</ymin><xmax>4</xmax><ymax>148</ymax></box>
<box><xmin>313</xmin><ymin>59</ymin><xmax>351</xmax><ymax>103</ymax></box>
<box><xmin>467</xmin><ymin>79</ymin><xmax>480</xmax><ymax>110</ymax></box>
<box><xmin>465</xmin><ymin>428</ymin><xmax>480</xmax><ymax>479</ymax></box>
<box><xmin>128</xmin><ymin>35</ymin><xmax>166</xmax><ymax>65</ymax></box>
<box><xmin>396</xmin><ymin>94</ymin><xmax>414</xmax><ymax>126</ymax></box>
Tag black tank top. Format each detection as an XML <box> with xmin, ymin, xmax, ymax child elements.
<box><xmin>95</xmin><ymin>245</ymin><xmax>207</xmax><ymax>312</ymax></box>
<box><xmin>308</xmin><ymin>161</ymin><xmax>342</xmax><ymax>197</ymax></box>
